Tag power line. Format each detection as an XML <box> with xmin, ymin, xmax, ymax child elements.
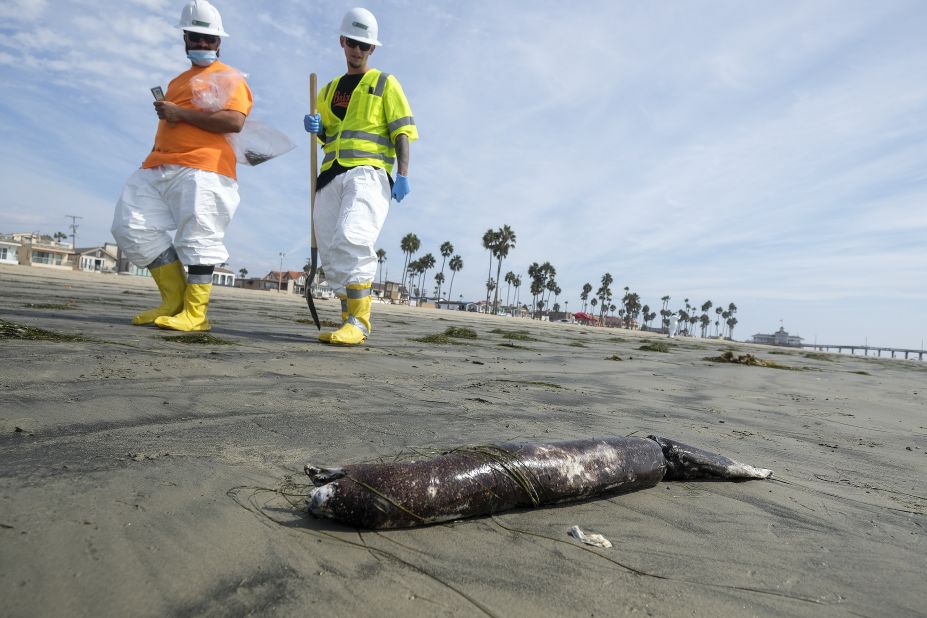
<box><xmin>65</xmin><ymin>215</ymin><xmax>83</xmax><ymax>248</ymax></box>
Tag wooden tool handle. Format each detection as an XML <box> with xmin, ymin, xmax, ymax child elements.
<box><xmin>309</xmin><ymin>73</ymin><xmax>318</xmax><ymax>250</ymax></box>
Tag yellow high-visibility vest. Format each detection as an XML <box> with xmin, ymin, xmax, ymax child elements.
<box><xmin>317</xmin><ymin>69</ymin><xmax>418</xmax><ymax>176</ymax></box>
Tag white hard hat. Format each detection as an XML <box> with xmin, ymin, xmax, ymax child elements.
<box><xmin>176</xmin><ymin>0</ymin><xmax>229</xmax><ymax>38</ymax></box>
<box><xmin>340</xmin><ymin>7</ymin><xmax>381</xmax><ymax>46</ymax></box>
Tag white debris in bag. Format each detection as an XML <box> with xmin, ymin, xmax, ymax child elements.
<box><xmin>568</xmin><ymin>525</ymin><xmax>612</xmax><ymax>548</ymax></box>
<box><xmin>231</xmin><ymin>120</ymin><xmax>296</xmax><ymax>166</ymax></box>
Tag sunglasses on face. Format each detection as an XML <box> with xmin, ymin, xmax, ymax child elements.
<box><xmin>344</xmin><ymin>38</ymin><xmax>372</xmax><ymax>52</ymax></box>
<box><xmin>185</xmin><ymin>32</ymin><xmax>219</xmax><ymax>44</ymax></box>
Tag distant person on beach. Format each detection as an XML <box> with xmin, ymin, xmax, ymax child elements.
<box><xmin>111</xmin><ymin>0</ymin><xmax>252</xmax><ymax>332</ymax></box>
<box><xmin>303</xmin><ymin>7</ymin><xmax>418</xmax><ymax>345</ymax></box>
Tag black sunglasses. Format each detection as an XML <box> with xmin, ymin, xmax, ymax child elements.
<box><xmin>344</xmin><ymin>38</ymin><xmax>372</xmax><ymax>52</ymax></box>
<box><xmin>185</xmin><ymin>31</ymin><xmax>219</xmax><ymax>44</ymax></box>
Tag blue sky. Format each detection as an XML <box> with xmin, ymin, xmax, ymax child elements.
<box><xmin>1</xmin><ymin>0</ymin><xmax>925</xmax><ymax>349</ymax></box>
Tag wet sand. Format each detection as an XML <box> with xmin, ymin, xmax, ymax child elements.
<box><xmin>1</xmin><ymin>263</ymin><xmax>925</xmax><ymax>617</ymax></box>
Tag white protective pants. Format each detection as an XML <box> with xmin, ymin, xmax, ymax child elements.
<box><xmin>111</xmin><ymin>165</ymin><xmax>240</xmax><ymax>268</ymax></box>
<box><xmin>314</xmin><ymin>166</ymin><xmax>390</xmax><ymax>296</ymax></box>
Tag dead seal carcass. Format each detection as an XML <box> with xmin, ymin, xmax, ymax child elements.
<box><xmin>305</xmin><ymin>436</ymin><xmax>771</xmax><ymax>529</ymax></box>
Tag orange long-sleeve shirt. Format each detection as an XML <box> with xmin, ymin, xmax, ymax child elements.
<box><xmin>143</xmin><ymin>61</ymin><xmax>252</xmax><ymax>180</ymax></box>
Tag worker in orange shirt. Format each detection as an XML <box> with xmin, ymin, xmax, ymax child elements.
<box><xmin>111</xmin><ymin>0</ymin><xmax>251</xmax><ymax>332</ymax></box>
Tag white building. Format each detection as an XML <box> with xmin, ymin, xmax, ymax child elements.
<box><xmin>752</xmin><ymin>326</ymin><xmax>803</xmax><ymax>347</ymax></box>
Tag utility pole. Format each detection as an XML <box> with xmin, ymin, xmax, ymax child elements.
<box><xmin>278</xmin><ymin>252</ymin><xmax>285</xmax><ymax>292</ymax></box>
<box><xmin>65</xmin><ymin>215</ymin><xmax>82</xmax><ymax>248</ymax></box>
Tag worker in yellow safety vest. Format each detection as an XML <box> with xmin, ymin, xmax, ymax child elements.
<box><xmin>304</xmin><ymin>7</ymin><xmax>418</xmax><ymax>345</ymax></box>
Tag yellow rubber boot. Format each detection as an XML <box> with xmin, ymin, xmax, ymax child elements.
<box><xmin>133</xmin><ymin>261</ymin><xmax>187</xmax><ymax>325</ymax></box>
<box><xmin>154</xmin><ymin>283</ymin><xmax>212</xmax><ymax>332</ymax></box>
<box><xmin>319</xmin><ymin>296</ymin><xmax>348</xmax><ymax>343</ymax></box>
<box><xmin>327</xmin><ymin>282</ymin><xmax>371</xmax><ymax>346</ymax></box>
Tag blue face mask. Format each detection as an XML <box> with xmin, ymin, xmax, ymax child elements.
<box><xmin>187</xmin><ymin>49</ymin><xmax>218</xmax><ymax>66</ymax></box>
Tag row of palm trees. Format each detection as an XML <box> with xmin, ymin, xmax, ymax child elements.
<box><xmin>379</xmin><ymin>229</ymin><xmax>741</xmax><ymax>339</ymax></box>
<box><xmin>576</xmin><ymin>282</ymin><xmax>739</xmax><ymax>338</ymax></box>
<box><xmin>381</xmin><ymin>234</ymin><xmax>464</xmax><ymax>301</ymax></box>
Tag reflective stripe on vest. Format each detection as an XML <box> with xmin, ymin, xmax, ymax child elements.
<box><xmin>340</xmin><ymin>130</ymin><xmax>391</xmax><ymax>147</ymax></box>
<box><xmin>388</xmin><ymin>117</ymin><xmax>414</xmax><ymax>133</ymax></box>
<box><xmin>372</xmin><ymin>72</ymin><xmax>390</xmax><ymax>96</ymax></box>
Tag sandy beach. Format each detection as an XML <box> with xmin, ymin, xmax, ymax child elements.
<box><xmin>1</xmin><ymin>263</ymin><xmax>924</xmax><ymax>617</ymax></box>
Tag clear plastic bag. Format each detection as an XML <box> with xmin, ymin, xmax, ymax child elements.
<box><xmin>191</xmin><ymin>69</ymin><xmax>245</xmax><ymax>112</ymax></box>
<box><xmin>230</xmin><ymin>120</ymin><xmax>296</xmax><ymax>166</ymax></box>
<box><xmin>190</xmin><ymin>70</ymin><xmax>295</xmax><ymax>166</ymax></box>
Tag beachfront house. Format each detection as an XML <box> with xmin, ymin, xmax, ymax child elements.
<box><xmin>435</xmin><ymin>300</ymin><xmax>466</xmax><ymax>311</ymax></box>
<box><xmin>373</xmin><ymin>280</ymin><xmax>406</xmax><ymax>303</ymax></box>
<box><xmin>0</xmin><ymin>235</ymin><xmax>20</xmax><ymax>265</ymax></box>
<box><xmin>75</xmin><ymin>243</ymin><xmax>119</xmax><ymax>273</ymax></box>
<box><xmin>10</xmin><ymin>233</ymin><xmax>74</xmax><ymax>270</ymax></box>
<box><xmin>211</xmin><ymin>266</ymin><xmax>236</xmax><ymax>287</ymax></box>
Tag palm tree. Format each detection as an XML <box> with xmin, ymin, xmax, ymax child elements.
<box><xmin>399</xmin><ymin>233</ymin><xmax>420</xmax><ymax>294</ymax></box>
<box><xmin>376</xmin><ymin>248</ymin><xmax>386</xmax><ymax>293</ymax></box>
<box><xmin>513</xmin><ymin>274</ymin><xmax>522</xmax><ymax>311</ymax></box>
<box><xmin>407</xmin><ymin>259</ymin><xmax>421</xmax><ymax>298</ymax></box>
<box><xmin>726</xmin><ymin>303</ymin><xmax>738</xmax><ymax>339</ymax></box>
<box><xmin>545</xmin><ymin>279</ymin><xmax>559</xmax><ymax>315</ymax></box>
<box><xmin>434</xmin><ymin>272</ymin><xmax>445</xmax><ymax>299</ymax></box>
<box><xmin>699</xmin><ymin>300</ymin><xmax>713</xmax><ymax>338</ymax></box>
<box><xmin>491</xmin><ymin>225</ymin><xmax>516</xmax><ymax>314</ymax></box>
<box><xmin>527</xmin><ymin>262</ymin><xmax>555</xmax><ymax>319</ymax></box>
<box><xmin>700</xmin><ymin>313</ymin><xmax>711</xmax><ymax>337</ymax></box>
<box><xmin>596</xmin><ymin>273</ymin><xmax>613</xmax><ymax>323</ymax></box>
<box><xmin>529</xmin><ymin>277</ymin><xmax>544</xmax><ymax>318</ymax></box>
<box><xmin>541</xmin><ymin>263</ymin><xmax>556</xmax><ymax>311</ymax></box>
<box><xmin>238</xmin><ymin>267</ymin><xmax>248</xmax><ymax>279</ymax></box>
<box><xmin>727</xmin><ymin>316</ymin><xmax>738</xmax><ymax>339</ymax></box>
<box><xmin>580</xmin><ymin>283</ymin><xmax>592</xmax><ymax>313</ymax></box>
<box><xmin>590</xmin><ymin>297</ymin><xmax>598</xmax><ymax>317</ymax></box>
<box><xmin>482</xmin><ymin>228</ymin><xmax>498</xmax><ymax>308</ymax></box>
<box><xmin>660</xmin><ymin>295</ymin><xmax>671</xmax><ymax>331</ymax></box>
<box><xmin>677</xmin><ymin>308</ymin><xmax>689</xmax><ymax>335</ymax></box>
<box><xmin>504</xmin><ymin>271</ymin><xmax>516</xmax><ymax>312</ymax></box>
<box><xmin>437</xmin><ymin>241</ymin><xmax>453</xmax><ymax>298</ymax></box>
<box><xmin>447</xmin><ymin>255</ymin><xmax>463</xmax><ymax>301</ymax></box>
<box><xmin>417</xmin><ymin>253</ymin><xmax>436</xmax><ymax>298</ymax></box>
<box><xmin>715</xmin><ymin>306</ymin><xmax>723</xmax><ymax>337</ymax></box>
<box><xmin>622</xmin><ymin>291</ymin><xmax>641</xmax><ymax>329</ymax></box>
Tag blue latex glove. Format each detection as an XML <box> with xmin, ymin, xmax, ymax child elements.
<box><xmin>303</xmin><ymin>113</ymin><xmax>322</xmax><ymax>134</ymax></box>
<box><xmin>392</xmin><ymin>175</ymin><xmax>410</xmax><ymax>202</ymax></box>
